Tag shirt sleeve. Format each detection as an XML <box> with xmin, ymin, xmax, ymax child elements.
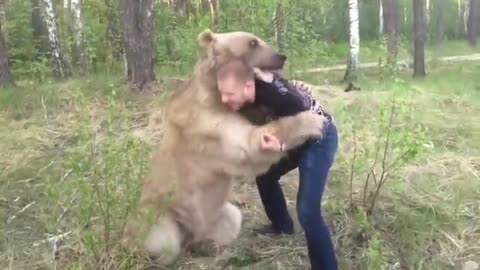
<box><xmin>254</xmin><ymin>74</ymin><xmax>310</xmax><ymax>117</ymax></box>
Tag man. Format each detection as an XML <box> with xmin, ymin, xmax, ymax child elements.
<box><xmin>215</xmin><ymin>59</ymin><xmax>339</xmax><ymax>270</ymax></box>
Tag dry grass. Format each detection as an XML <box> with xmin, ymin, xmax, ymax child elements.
<box><xmin>1</xmin><ymin>62</ymin><xmax>480</xmax><ymax>270</ymax></box>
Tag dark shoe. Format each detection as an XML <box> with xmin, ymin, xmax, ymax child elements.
<box><xmin>253</xmin><ymin>224</ymin><xmax>294</xmax><ymax>236</ymax></box>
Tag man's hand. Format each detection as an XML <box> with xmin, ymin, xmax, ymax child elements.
<box><xmin>260</xmin><ymin>131</ymin><xmax>284</xmax><ymax>152</ymax></box>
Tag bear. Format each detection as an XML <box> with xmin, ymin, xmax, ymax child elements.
<box><xmin>121</xmin><ymin>29</ymin><xmax>328</xmax><ymax>264</ymax></box>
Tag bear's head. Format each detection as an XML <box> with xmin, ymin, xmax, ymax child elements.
<box><xmin>198</xmin><ymin>29</ymin><xmax>287</xmax><ymax>72</ymax></box>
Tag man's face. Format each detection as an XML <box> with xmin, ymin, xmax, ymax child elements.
<box><xmin>217</xmin><ymin>75</ymin><xmax>254</xmax><ymax>111</ymax></box>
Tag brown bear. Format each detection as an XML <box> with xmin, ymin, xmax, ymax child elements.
<box><xmin>121</xmin><ymin>30</ymin><xmax>328</xmax><ymax>264</ymax></box>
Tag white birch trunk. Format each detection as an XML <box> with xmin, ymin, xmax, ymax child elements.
<box><xmin>464</xmin><ymin>0</ymin><xmax>470</xmax><ymax>33</ymax></box>
<box><xmin>344</xmin><ymin>0</ymin><xmax>360</xmax><ymax>82</ymax></box>
<box><xmin>42</xmin><ymin>0</ymin><xmax>66</xmax><ymax>78</ymax></box>
<box><xmin>426</xmin><ymin>0</ymin><xmax>430</xmax><ymax>23</ymax></box>
<box><xmin>71</xmin><ymin>0</ymin><xmax>86</xmax><ymax>68</ymax></box>
<box><xmin>208</xmin><ymin>0</ymin><xmax>215</xmax><ymax>19</ymax></box>
<box><xmin>71</xmin><ymin>0</ymin><xmax>83</xmax><ymax>43</ymax></box>
<box><xmin>379</xmin><ymin>0</ymin><xmax>384</xmax><ymax>37</ymax></box>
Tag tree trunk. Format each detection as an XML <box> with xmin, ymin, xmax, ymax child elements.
<box><xmin>379</xmin><ymin>0</ymin><xmax>384</xmax><ymax>38</ymax></box>
<box><xmin>425</xmin><ymin>0</ymin><xmax>430</xmax><ymax>23</ymax></box>
<box><xmin>42</xmin><ymin>0</ymin><xmax>68</xmax><ymax>79</ymax></box>
<box><xmin>468</xmin><ymin>0</ymin><xmax>479</xmax><ymax>46</ymax></box>
<box><xmin>464</xmin><ymin>0</ymin><xmax>470</xmax><ymax>34</ymax></box>
<box><xmin>31</xmin><ymin>0</ymin><xmax>50</xmax><ymax>59</ymax></box>
<box><xmin>382</xmin><ymin>0</ymin><xmax>399</xmax><ymax>64</ymax></box>
<box><xmin>200</xmin><ymin>0</ymin><xmax>209</xmax><ymax>13</ymax></box>
<box><xmin>344</xmin><ymin>0</ymin><xmax>360</xmax><ymax>84</ymax></box>
<box><xmin>105</xmin><ymin>0</ymin><xmax>124</xmax><ymax>61</ymax></box>
<box><xmin>174</xmin><ymin>0</ymin><xmax>193</xmax><ymax>16</ymax></box>
<box><xmin>120</xmin><ymin>0</ymin><xmax>157</xmax><ymax>92</ymax></box>
<box><xmin>207</xmin><ymin>0</ymin><xmax>216</xmax><ymax>21</ymax></box>
<box><xmin>273</xmin><ymin>3</ymin><xmax>285</xmax><ymax>53</ymax></box>
<box><xmin>413</xmin><ymin>0</ymin><xmax>426</xmax><ymax>78</ymax></box>
<box><xmin>458</xmin><ymin>0</ymin><xmax>462</xmax><ymax>20</ymax></box>
<box><xmin>0</xmin><ymin>19</ymin><xmax>14</xmax><ymax>86</ymax></box>
<box><xmin>435</xmin><ymin>0</ymin><xmax>447</xmax><ymax>42</ymax></box>
<box><xmin>71</xmin><ymin>0</ymin><xmax>87</xmax><ymax>72</ymax></box>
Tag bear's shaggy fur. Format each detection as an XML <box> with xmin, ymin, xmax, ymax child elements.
<box><xmin>121</xmin><ymin>30</ymin><xmax>328</xmax><ymax>264</ymax></box>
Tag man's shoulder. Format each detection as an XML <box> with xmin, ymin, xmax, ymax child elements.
<box><xmin>289</xmin><ymin>80</ymin><xmax>314</xmax><ymax>95</ymax></box>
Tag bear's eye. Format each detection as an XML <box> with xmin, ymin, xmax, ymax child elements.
<box><xmin>249</xmin><ymin>39</ymin><xmax>258</xmax><ymax>48</ymax></box>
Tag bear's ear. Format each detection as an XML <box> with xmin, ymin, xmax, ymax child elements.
<box><xmin>198</xmin><ymin>29</ymin><xmax>216</xmax><ymax>49</ymax></box>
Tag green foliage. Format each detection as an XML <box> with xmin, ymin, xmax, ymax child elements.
<box><xmin>2</xmin><ymin>0</ymin><xmax>475</xmax><ymax>81</ymax></box>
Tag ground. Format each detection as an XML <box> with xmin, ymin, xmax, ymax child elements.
<box><xmin>1</xmin><ymin>58</ymin><xmax>480</xmax><ymax>269</ymax></box>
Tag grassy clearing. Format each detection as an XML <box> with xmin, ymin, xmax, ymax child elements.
<box><xmin>1</xmin><ymin>59</ymin><xmax>479</xmax><ymax>270</ymax></box>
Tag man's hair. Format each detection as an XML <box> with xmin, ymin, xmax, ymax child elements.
<box><xmin>216</xmin><ymin>58</ymin><xmax>254</xmax><ymax>83</ymax></box>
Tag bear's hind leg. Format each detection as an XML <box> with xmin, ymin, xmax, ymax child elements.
<box><xmin>143</xmin><ymin>213</ymin><xmax>185</xmax><ymax>264</ymax></box>
<box><xmin>187</xmin><ymin>202</ymin><xmax>242</xmax><ymax>257</ymax></box>
<box><xmin>205</xmin><ymin>202</ymin><xmax>242</xmax><ymax>246</ymax></box>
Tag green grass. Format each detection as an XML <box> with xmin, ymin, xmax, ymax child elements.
<box><xmin>1</xmin><ymin>53</ymin><xmax>480</xmax><ymax>269</ymax></box>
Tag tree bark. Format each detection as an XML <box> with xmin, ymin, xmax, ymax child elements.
<box><xmin>105</xmin><ymin>0</ymin><xmax>124</xmax><ymax>61</ymax></box>
<box><xmin>382</xmin><ymin>0</ymin><xmax>399</xmax><ymax>64</ymax></box>
<box><xmin>435</xmin><ymin>0</ymin><xmax>447</xmax><ymax>42</ymax></box>
<box><xmin>0</xmin><ymin>19</ymin><xmax>14</xmax><ymax>86</ymax></box>
<box><xmin>120</xmin><ymin>0</ymin><xmax>157</xmax><ymax>92</ymax></box>
<box><xmin>70</xmin><ymin>0</ymin><xmax>87</xmax><ymax>73</ymax></box>
<box><xmin>71</xmin><ymin>0</ymin><xmax>87</xmax><ymax>72</ymax></box>
<box><xmin>174</xmin><ymin>0</ymin><xmax>193</xmax><ymax>16</ymax></box>
<box><xmin>464</xmin><ymin>0</ymin><xmax>470</xmax><ymax>34</ymax></box>
<box><xmin>413</xmin><ymin>0</ymin><xmax>426</xmax><ymax>78</ymax></box>
<box><xmin>379</xmin><ymin>0</ymin><xmax>384</xmax><ymax>38</ymax></box>
<box><xmin>42</xmin><ymin>0</ymin><xmax>68</xmax><ymax>79</ymax></box>
<box><xmin>31</xmin><ymin>0</ymin><xmax>50</xmax><ymax>59</ymax></box>
<box><xmin>468</xmin><ymin>0</ymin><xmax>479</xmax><ymax>46</ymax></box>
<box><xmin>344</xmin><ymin>0</ymin><xmax>360</xmax><ymax>84</ymax></box>
<box><xmin>425</xmin><ymin>0</ymin><xmax>430</xmax><ymax>23</ymax></box>
<box><xmin>273</xmin><ymin>3</ymin><xmax>285</xmax><ymax>53</ymax></box>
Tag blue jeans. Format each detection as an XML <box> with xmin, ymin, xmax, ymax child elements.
<box><xmin>256</xmin><ymin>120</ymin><xmax>339</xmax><ymax>270</ymax></box>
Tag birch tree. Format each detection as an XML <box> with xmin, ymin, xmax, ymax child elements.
<box><xmin>425</xmin><ymin>0</ymin><xmax>430</xmax><ymax>23</ymax></box>
<box><xmin>344</xmin><ymin>0</ymin><xmax>360</xmax><ymax>90</ymax></box>
<box><xmin>379</xmin><ymin>0</ymin><xmax>383</xmax><ymax>38</ymax></box>
<box><xmin>70</xmin><ymin>0</ymin><xmax>87</xmax><ymax>71</ymax></box>
<box><xmin>464</xmin><ymin>0</ymin><xmax>470</xmax><ymax>33</ymax></box>
<box><xmin>120</xmin><ymin>0</ymin><xmax>157</xmax><ymax>92</ymax></box>
<box><xmin>42</xmin><ymin>0</ymin><xmax>68</xmax><ymax>78</ymax></box>
<box><xmin>413</xmin><ymin>0</ymin><xmax>426</xmax><ymax>77</ymax></box>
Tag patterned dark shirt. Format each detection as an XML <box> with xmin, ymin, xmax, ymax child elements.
<box><xmin>253</xmin><ymin>74</ymin><xmax>332</xmax><ymax>121</ymax></box>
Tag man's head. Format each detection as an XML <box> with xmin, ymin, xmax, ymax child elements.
<box><xmin>216</xmin><ymin>59</ymin><xmax>256</xmax><ymax>111</ymax></box>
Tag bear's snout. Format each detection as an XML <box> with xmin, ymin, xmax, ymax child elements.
<box><xmin>272</xmin><ymin>53</ymin><xmax>287</xmax><ymax>69</ymax></box>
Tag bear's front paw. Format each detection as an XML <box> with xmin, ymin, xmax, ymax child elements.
<box><xmin>297</xmin><ymin>111</ymin><xmax>327</xmax><ymax>138</ymax></box>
